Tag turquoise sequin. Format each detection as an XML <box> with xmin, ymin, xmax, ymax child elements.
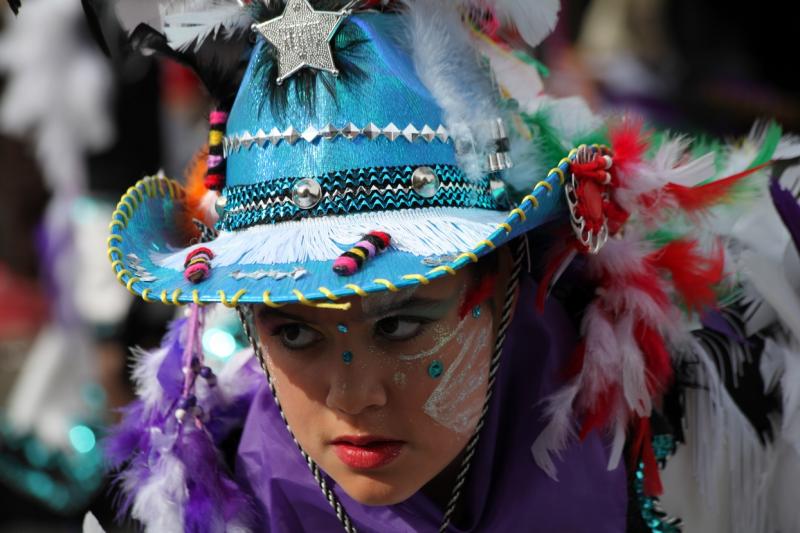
<box><xmin>472</xmin><ymin>305</ymin><xmax>481</xmax><ymax>318</ymax></box>
<box><xmin>337</xmin><ymin>324</ymin><xmax>349</xmax><ymax>334</ymax></box>
<box><xmin>635</xmin><ymin>434</ymin><xmax>681</xmax><ymax>532</ymax></box>
<box><xmin>342</xmin><ymin>351</ymin><xmax>353</xmax><ymax>364</ymax></box>
<box><xmin>428</xmin><ymin>360</ymin><xmax>443</xmax><ymax>379</ymax></box>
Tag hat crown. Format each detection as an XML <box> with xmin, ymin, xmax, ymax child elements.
<box><xmin>224</xmin><ymin>13</ymin><xmax>457</xmax><ymax>189</ymax></box>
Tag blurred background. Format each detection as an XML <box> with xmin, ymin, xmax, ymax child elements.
<box><xmin>0</xmin><ymin>0</ymin><xmax>796</xmax><ymax>531</ymax></box>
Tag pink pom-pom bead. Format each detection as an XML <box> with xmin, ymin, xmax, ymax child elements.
<box><xmin>209</xmin><ymin>111</ymin><xmax>228</xmax><ymax>125</ymax></box>
<box><xmin>184</xmin><ymin>262</ymin><xmax>210</xmax><ymax>283</ymax></box>
<box><xmin>332</xmin><ymin>256</ymin><xmax>359</xmax><ymax>276</ymax></box>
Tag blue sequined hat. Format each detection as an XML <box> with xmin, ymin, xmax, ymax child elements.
<box><xmin>108</xmin><ymin>11</ymin><xmax>569</xmax><ymax>307</ymax></box>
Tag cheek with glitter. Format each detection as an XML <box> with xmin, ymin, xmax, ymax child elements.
<box><xmin>393</xmin><ymin>372</ymin><xmax>407</xmax><ymax>389</ymax></box>
<box><xmin>422</xmin><ymin>323</ymin><xmax>491</xmax><ymax>434</ymax></box>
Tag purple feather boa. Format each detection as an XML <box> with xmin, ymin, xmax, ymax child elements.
<box><xmin>104</xmin><ymin>315</ymin><xmax>258</xmax><ymax>531</ymax></box>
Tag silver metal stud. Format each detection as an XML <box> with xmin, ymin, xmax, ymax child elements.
<box><xmin>420</xmin><ymin>125</ymin><xmax>436</xmax><ymax>142</ymax></box>
<box><xmin>411</xmin><ymin>166</ymin><xmax>439</xmax><ymax>198</ymax></box>
<box><xmin>283</xmin><ymin>126</ymin><xmax>300</xmax><ymax>145</ymax></box>
<box><xmin>267</xmin><ymin>127</ymin><xmax>282</xmax><ymax>145</ymax></box>
<box><xmin>383</xmin><ymin>122</ymin><xmax>401</xmax><ymax>141</ymax></box>
<box><xmin>240</xmin><ymin>131</ymin><xmax>255</xmax><ymax>149</ymax></box>
<box><xmin>291</xmin><ymin>178</ymin><xmax>322</xmax><ymax>209</ymax></box>
<box><xmin>319</xmin><ymin>123</ymin><xmax>339</xmax><ymax>140</ymax></box>
<box><xmin>301</xmin><ymin>125</ymin><xmax>319</xmax><ymax>143</ymax></box>
<box><xmin>215</xmin><ymin>195</ymin><xmax>227</xmax><ymax>217</ymax></box>
<box><xmin>402</xmin><ymin>124</ymin><xmax>420</xmax><ymax>142</ymax></box>
<box><xmin>341</xmin><ymin>122</ymin><xmax>361</xmax><ymax>139</ymax></box>
<box><xmin>255</xmin><ymin>129</ymin><xmax>268</xmax><ymax>147</ymax></box>
<box><xmin>435</xmin><ymin>125</ymin><xmax>449</xmax><ymax>143</ymax></box>
<box><xmin>363</xmin><ymin>122</ymin><xmax>381</xmax><ymax>140</ymax></box>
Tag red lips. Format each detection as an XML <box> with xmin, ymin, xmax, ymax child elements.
<box><xmin>330</xmin><ymin>435</ymin><xmax>405</xmax><ymax>470</ymax></box>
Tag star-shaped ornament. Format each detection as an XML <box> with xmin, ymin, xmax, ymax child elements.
<box><xmin>253</xmin><ymin>0</ymin><xmax>347</xmax><ymax>85</ymax></box>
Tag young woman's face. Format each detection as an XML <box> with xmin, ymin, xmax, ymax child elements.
<box><xmin>254</xmin><ymin>269</ymin><xmax>497</xmax><ymax>506</ymax></box>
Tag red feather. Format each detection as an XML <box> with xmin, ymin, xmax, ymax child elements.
<box><xmin>578</xmin><ymin>384</ymin><xmax>618</xmax><ymax>440</ymax></box>
<box><xmin>635</xmin><ymin>320</ymin><xmax>673</xmax><ymax>394</ymax></box>
<box><xmin>648</xmin><ymin>240</ymin><xmax>724</xmax><ymax>314</ymax></box>
<box><xmin>609</xmin><ymin>117</ymin><xmax>649</xmax><ymax>182</ymax></box>
<box><xmin>664</xmin><ymin>162</ymin><xmax>770</xmax><ymax>213</ymax></box>
<box><xmin>629</xmin><ymin>417</ymin><xmax>663</xmax><ymax>496</ymax></box>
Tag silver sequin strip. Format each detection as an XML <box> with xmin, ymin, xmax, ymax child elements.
<box><xmin>223</xmin><ymin>122</ymin><xmax>451</xmax><ymax>156</ymax></box>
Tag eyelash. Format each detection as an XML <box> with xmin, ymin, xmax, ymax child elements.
<box><xmin>268</xmin><ymin>316</ymin><xmax>433</xmax><ymax>352</ymax></box>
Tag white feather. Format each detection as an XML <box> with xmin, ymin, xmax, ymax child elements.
<box><xmin>675</xmin><ymin>337</ymin><xmax>773</xmax><ymax>533</ymax></box>
<box><xmin>130</xmin><ymin>345</ymin><xmax>172</xmax><ymax>413</ymax></box>
<box><xmin>152</xmin><ymin>207</ymin><xmax>508</xmax><ymax>269</ymax></box>
<box><xmin>530</xmin><ymin>380</ymin><xmax>580</xmax><ymax>480</ymax></box>
<box><xmin>452</xmin><ymin>0</ymin><xmax>561</xmax><ymax>48</ymax></box>
<box><xmin>615</xmin><ymin>313</ymin><xmax>650</xmax><ymax>416</ymax></box>
<box><xmin>404</xmin><ymin>0</ymin><xmax>499</xmax><ymax>181</ymax></box>
<box><xmin>159</xmin><ymin>0</ymin><xmax>252</xmax><ymax>51</ymax></box>
<box><xmin>130</xmin><ymin>430</ymin><xmax>188</xmax><ymax>533</ymax></box>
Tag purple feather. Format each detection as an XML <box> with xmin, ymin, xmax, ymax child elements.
<box><xmin>770</xmin><ymin>177</ymin><xmax>800</xmax><ymax>255</ymax></box>
<box><xmin>103</xmin><ymin>314</ymin><xmax>257</xmax><ymax>530</ymax></box>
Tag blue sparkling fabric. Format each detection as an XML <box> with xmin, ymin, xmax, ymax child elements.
<box><xmin>220</xmin><ymin>164</ymin><xmax>500</xmax><ymax>230</ymax></box>
<box><xmin>226</xmin><ymin>14</ymin><xmax>457</xmax><ymax>188</ymax></box>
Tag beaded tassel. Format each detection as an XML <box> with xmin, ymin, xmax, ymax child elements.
<box><xmin>205</xmin><ymin>110</ymin><xmax>228</xmax><ymax>191</ymax></box>
<box><xmin>333</xmin><ymin>231</ymin><xmax>391</xmax><ymax>276</ymax></box>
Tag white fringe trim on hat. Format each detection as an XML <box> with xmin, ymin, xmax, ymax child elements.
<box><xmin>152</xmin><ymin>208</ymin><xmax>509</xmax><ymax>270</ymax></box>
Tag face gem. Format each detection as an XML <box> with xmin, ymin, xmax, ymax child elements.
<box><xmin>342</xmin><ymin>351</ymin><xmax>353</xmax><ymax>364</ymax></box>
<box><xmin>337</xmin><ymin>323</ymin><xmax>349</xmax><ymax>334</ymax></box>
<box><xmin>472</xmin><ymin>305</ymin><xmax>481</xmax><ymax>318</ymax></box>
<box><xmin>252</xmin><ymin>0</ymin><xmax>346</xmax><ymax>85</ymax></box>
<box><xmin>428</xmin><ymin>360</ymin><xmax>444</xmax><ymax>379</ymax></box>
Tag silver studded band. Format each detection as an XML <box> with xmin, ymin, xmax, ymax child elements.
<box><xmin>223</xmin><ymin>122</ymin><xmax>451</xmax><ymax>155</ymax></box>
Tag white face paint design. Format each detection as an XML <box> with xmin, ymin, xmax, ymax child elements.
<box><xmin>394</xmin><ymin>318</ymin><xmax>469</xmax><ymax>362</ymax></box>
<box><xmin>423</xmin><ymin>321</ymin><xmax>492</xmax><ymax>434</ymax></box>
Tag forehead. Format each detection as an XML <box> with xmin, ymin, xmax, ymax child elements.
<box><xmin>262</xmin><ymin>268</ymin><xmax>470</xmax><ymax>324</ymax></box>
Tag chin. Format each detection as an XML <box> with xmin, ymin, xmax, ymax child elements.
<box><xmin>338</xmin><ymin>475</ymin><xmax>417</xmax><ymax>506</ymax></box>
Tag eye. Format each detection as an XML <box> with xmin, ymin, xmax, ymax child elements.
<box><xmin>272</xmin><ymin>323</ymin><xmax>322</xmax><ymax>350</ymax></box>
<box><xmin>375</xmin><ymin>316</ymin><xmax>426</xmax><ymax>341</ymax></box>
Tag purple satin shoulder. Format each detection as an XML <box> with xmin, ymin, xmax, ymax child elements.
<box><xmin>235</xmin><ymin>276</ymin><xmax>628</xmax><ymax>532</ymax></box>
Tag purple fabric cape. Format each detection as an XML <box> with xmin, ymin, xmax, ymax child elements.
<box><xmin>235</xmin><ymin>276</ymin><xmax>628</xmax><ymax>532</ymax></box>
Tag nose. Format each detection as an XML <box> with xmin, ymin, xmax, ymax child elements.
<box><xmin>325</xmin><ymin>360</ymin><xmax>388</xmax><ymax>416</ymax></box>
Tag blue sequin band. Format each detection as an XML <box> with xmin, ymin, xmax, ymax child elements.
<box><xmin>219</xmin><ymin>164</ymin><xmax>500</xmax><ymax>231</ymax></box>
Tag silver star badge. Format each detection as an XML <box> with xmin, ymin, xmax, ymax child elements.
<box><xmin>252</xmin><ymin>0</ymin><xmax>348</xmax><ymax>85</ymax></box>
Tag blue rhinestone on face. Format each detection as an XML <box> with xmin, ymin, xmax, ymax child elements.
<box><xmin>342</xmin><ymin>351</ymin><xmax>353</xmax><ymax>364</ymax></box>
<box><xmin>472</xmin><ymin>305</ymin><xmax>481</xmax><ymax>318</ymax></box>
<box><xmin>337</xmin><ymin>323</ymin><xmax>349</xmax><ymax>334</ymax></box>
<box><xmin>428</xmin><ymin>360</ymin><xmax>444</xmax><ymax>379</ymax></box>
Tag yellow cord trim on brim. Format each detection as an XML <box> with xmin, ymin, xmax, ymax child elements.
<box><xmin>262</xmin><ymin>291</ymin><xmax>285</xmax><ymax>308</ymax></box>
<box><xmin>497</xmin><ymin>222</ymin><xmax>512</xmax><ymax>234</ymax></box>
<box><xmin>510</xmin><ymin>208</ymin><xmax>527</xmax><ymax>222</ymax></box>
<box><xmin>318</xmin><ymin>287</ymin><xmax>339</xmax><ymax>300</ymax></box>
<box><xmin>521</xmin><ymin>195</ymin><xmax>539</xmax><ymax>208</ymax></box>
<box><xmin>373</xmin><ymin>279</ymin><xmax>400</xmax><ymax>291</ymax></box>
<box><xmin>534</xmin><ymin>180</ymin><xmax>553</xmax><ymax>192</ymax></box>
<box><xmin>548</xmin><ymin>168</ymin><xmax>565</xmax><ymax>185</ymax></box>
<box><xmin>126</xmin><ymin>277</ymin><xmax>140</xmax><ymax>294</ymax></box>
<box><xmin>142</xmin><ymin>289</ymin><xmax>155</xmax><ymax>302</ymax></box>
<box><xmin>429</xmin><ymin>265</ymin><xmax>457</xmax><ymax>276</ymax></box>
<box><xmin>344</xmin><ymin>283</ymin><xmax>368</xmax><ymax>297</ymax></box>
<box><xmin>219</xmin><ymin>289</ymin><xmax>247</xmax><ymax>307</ymax></box>
<box><xmin>402</xmin><ymin>274</ymin><xmax>430</xmax><ymax>285</ymax></box>
<box><xmin>192</xmin><ymin>290</ymin><xmax>206</xmax><ymax>306</ymax></box>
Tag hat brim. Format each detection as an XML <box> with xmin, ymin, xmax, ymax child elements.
<box><xmin>108</xmin><ymin>168</ymin><xmax>567</xmax><ymax>308</ymax></box>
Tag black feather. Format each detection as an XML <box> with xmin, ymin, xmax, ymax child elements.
<box><xmin>7</xmin><ymin>0</ymin><xmax>20</xmax><ymax>15</ymax></box>
<box><xmin>248</xmin><ymin>0</ymin><xmax>369</xmax><ymax>120</ymax></box>
<box><xmin>129</xmin><ymin>23</ymin><xmax>251</xmax><ymax>108</ymax></box>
